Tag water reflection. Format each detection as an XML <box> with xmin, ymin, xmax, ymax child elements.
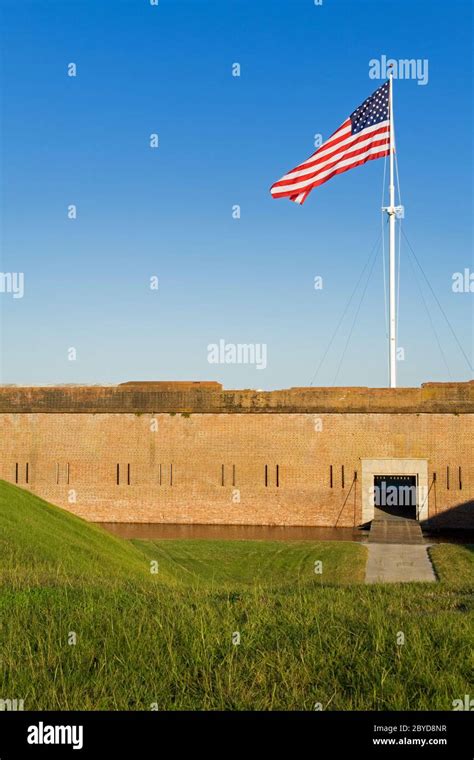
<box><xmin>98</xmin><ymin>522</ymin><xmax>474</xmax><ymax>544</ymax></box>
<box><xmin>99</xmin><ymin>522</ymin><xmax>369</xmax><ymax>542</ymax></box>
<box><xmin>423</xmin><ymin>530</ymin><xmax>474</xmax><ymax>545</ymax></box>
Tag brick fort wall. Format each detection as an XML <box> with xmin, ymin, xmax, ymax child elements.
<box><xmin>0</xmin><ymin>381</ymin><xmax>472</xmax><ymax>528</ymax></box>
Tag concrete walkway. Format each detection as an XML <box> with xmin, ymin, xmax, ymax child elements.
<box><xmin>365</xmin><ymin>512</ymin><xmax>436</xmax><ymax>583</ymax></box>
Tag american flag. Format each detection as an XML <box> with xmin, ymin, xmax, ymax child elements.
<box><xmin>270</xmin><ymin>81</ymin><xmax>391</xmax><ymax>205</ymax></box>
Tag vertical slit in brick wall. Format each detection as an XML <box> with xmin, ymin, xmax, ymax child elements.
<box><xmin>276</xmin><ymin>465</ymin><xmax>279</xmax><ymax>487</ymax></box>
<box><xmin>446</xmin><ymin>466</ymin><xmax>450</xmax><ymax>490</ymax></box>
<box><xmin>341</xmin><ymin>465</ymin><xmax>345</xmax><ymax>489</ymax></box>
<box><xmin>459</xmin><ymin>466</ymin><xmax>462</xmax><ymax>490</ymax></box>
<box><xmin>330</xmin><ymin>465</ymin><xmax>333</xmax><ymax>488</ymax></box>
<box><xmin>67</xmin><ymin>463</ymin><xmax>70</xmax><ymax>485</ymax></box>
<box><xmin>159</xmin><ymin>464</ymin><xmax>162</xmax><ymax>486</ymax></box>
<box><xmin>56</xmin><ymin>463</ymin><xmax>59</xmax><ymax>485</ymax></box>
<box><xmin>232</xmin><ymin>464</ymin><xmax>236</xmax><ymax>487</ymax></box>
<box><xmin>15</xmin><ymin>463</ymin><xmax>18</xmax><ymax>484</ymax></box>
<box><xmin>221</xmin><ymin>464</ymin><xmax>225</xmax><ymax>486</ymax></box>
<box><xmin>116</xmin><ymin>464</ymin><xmax>120</xmax><ymax>486</ymax></box>
<box><xmin>264</xmin><ymin>465</ymin><xmax>268</xmax><ymax>487</ymax></box>
<box><xmin>170</xmin><ymin>464</ymin><xmax>173</xmax><ymax>486</ymax></box>
<box><xmin>127</xmin><ymin>464</ymin><xmax>131</xmax><ymax>486</ymax></box>
<box><xmin>25</xmin><ymin>463</ymin><xmax>29</xmax><ymax>484</ymax></box>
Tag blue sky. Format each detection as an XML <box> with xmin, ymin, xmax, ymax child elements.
<box><xmin>0</xmin><ymin>0</ymin><xmax>472</xmax><ymax>389</ymax></box>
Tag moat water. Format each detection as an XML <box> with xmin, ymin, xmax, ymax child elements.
<box><xmin>99</xmin><ymin>522</ymin><xmax>474</xmax><ymax>544</ymax></box>
<box><xmin>99</xmin><ymin>523</ymin><xmax>368</xmax><ymax>542</ymax></box>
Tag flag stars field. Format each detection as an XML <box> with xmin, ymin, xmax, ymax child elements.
<box><xmin>270</xmin><ymin>81</ymin><xmax>391</xmax><ymax>205</ymax></box>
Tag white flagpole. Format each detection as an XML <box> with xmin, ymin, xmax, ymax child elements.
<box><xmin>388</xmin><ymin>69</ymin><xmax>397</xmax><ymax>388</ymax></box>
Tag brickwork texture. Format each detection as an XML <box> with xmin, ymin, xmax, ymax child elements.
<box><xmin>0</xmin><ymin>380</ymin><xmax>472</xmax><ymax>528</ymax></box>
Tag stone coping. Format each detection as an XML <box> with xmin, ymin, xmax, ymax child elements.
<box><xmin>0</xmin><ymin>381</ymin><xmax>472</xmax><ymax>414</ymax></box>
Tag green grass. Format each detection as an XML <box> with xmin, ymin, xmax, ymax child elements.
<box><xmin>429</xmin><ymin>543</ymin><xmax>474</xmax><ymax>588</ymax></box>
<box><xmin>133</xmin><ymin>538</ymin><xmax>365</xmax><ymax>588</ymax></box>
<box><xmin>0</xmin><ymin>481</ymin><xmax>148</xmax><ymax>588</ymax></box>
<box><xmin>0</xmin><ymin>480</ymin><xmax>472</xmax><ymax>711</ymax></box>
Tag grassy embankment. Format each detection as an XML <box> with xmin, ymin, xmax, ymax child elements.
<box><xmin>0</xmin><ymin>480</ymin><xmax>472</xmax><ymax>710</ymax></box>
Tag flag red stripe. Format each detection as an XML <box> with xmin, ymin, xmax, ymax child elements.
<box><xmin>289</xmin><ymin>123</ymin><xmax>390</xmax><ymax>178</ymax></box>
<box><xmin>278</xmin><ymin>123</ymin><xmax>350</xmax><ymax>180</ymax></box>
<box><xmin>297</xmin><ymin>120</ymin><xmax>351</xmax><ymax>166</ymax></box>
<box><xmin>289</xmin><ymin>147</ymin><xmax>389</xmax><ymax>205</ymax></box>
<box><xmin>270</xmin><ymin>82</ymin><xmax>391</xmax><ymax>204</ymax></box>
<box><xmin>271</xmin><ymin>128</ymin><xmax>390</xmax><ymax>193</ymax></box>
<box><xmin>271</xmin><ymin>139</ymin><xmax>390</xmax><ymax>197</ymax></box>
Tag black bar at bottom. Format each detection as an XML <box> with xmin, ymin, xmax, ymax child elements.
<box><xmin>0</xmin><ymin>711</ymin><xmax>472</xmax><ymax>758</ymax></box>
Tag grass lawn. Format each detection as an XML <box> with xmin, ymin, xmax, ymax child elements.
<box><xmin>428</xmin><ymin>543</ymin><xmax>474</xmax><ymax>587</ymax></box>
<box><xmin>0</xmin><ymin>480</ymin><xmax>472</xmax><ymax>710</ymax></box>
<box><xmin>133</xmin><ymin>537</ymin><xmax>366</xmax><ymax>588</ymax></box>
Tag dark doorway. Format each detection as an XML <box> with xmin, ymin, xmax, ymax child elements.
<box><xmin>374</xmin><ymin>475</ymin><xmax>417</xmax><ymax>519</ymax></box>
